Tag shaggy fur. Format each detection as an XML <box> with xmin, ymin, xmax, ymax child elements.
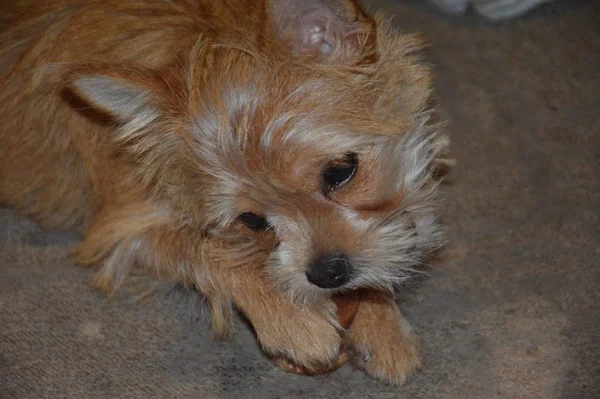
<box><xmin>0</xmin><ymin>0</ymin><xmax>450</xmax><ymax>384</ymax></box>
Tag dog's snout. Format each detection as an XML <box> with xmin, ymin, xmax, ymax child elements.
<box><xmin>305</xmin><ymin>254</ymin><xmax>353</xmax><ymax>289</ymax></box>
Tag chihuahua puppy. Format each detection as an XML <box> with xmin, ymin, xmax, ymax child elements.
<box><xmin>0</xmin><ymin>0</ymin><xmax>450</xmax><ymax>384</ymax></box>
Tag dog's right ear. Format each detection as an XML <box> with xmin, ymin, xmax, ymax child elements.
<box><xmin>266</xmin><ymin>0</ymin><xmax>377</xmax><ymax>64</ymax></box>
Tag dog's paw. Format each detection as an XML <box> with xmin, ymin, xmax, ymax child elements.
<box><xmin>351</xmin><ymin>321</ymin><xmax>420</xmax><ymax>385</ymax></box>
<box><xmin>255</xmin><ymin>303</ymin><xmax>344</xmax><ymax>373</ymax></box>
<box><xmin>271</xmin><ymin>350</ymin><xmax>348</xmax><ymax>375</ymax></box>
<box><xmin>345</xmin><ymin>292</ymin><xmax>421</xmax><ymax>385</ymax></box>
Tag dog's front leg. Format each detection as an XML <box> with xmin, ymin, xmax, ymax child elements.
<box><xmin>346</xmin><ymin>290</ymin><xmax>421</xmax><ymax>385</ymax></box>
<box><xmin>75</xmin><ymin>208</ymin><xmax>344</xmax><ymax>373</ymax></box>
<box><xmin>210</xmin><ymin>265</ymin><xmax>344</xmax><ymax>373</ymax></box>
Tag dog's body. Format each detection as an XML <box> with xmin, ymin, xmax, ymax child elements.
<box><xmin>0</xmin><ymin>0</ymin><xmax>449</xmax><ymax>383</ymax></box>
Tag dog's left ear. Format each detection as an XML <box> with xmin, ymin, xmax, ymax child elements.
<box><xmin>66</xmin><ymin>67</ymin><xmax>170</xmax><ymax>125</ymax></box>
<box><xmin>267</xmin><ymin>0</ymin><xmax>377</xmax><ymax>64</ymax></box>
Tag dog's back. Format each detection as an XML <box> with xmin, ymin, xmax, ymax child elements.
<box><xmin>0</xmin><ymin>0</ymin><xmax>257</xmax><ymax>229</ymax></box>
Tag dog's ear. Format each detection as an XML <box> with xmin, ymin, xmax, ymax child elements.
<box><xmin>267</xmin><ymin>0</ymin><xmax>377</xmax><ymax>64</ymax></box>
<box><xmin>65</xmin><ymin>65</ymin><xmax>187</xmax><ymax>132</ymax></box>
<box><xmin>67</xmin><ymin>67</ymin><xmax>167</xmax><ymax>125</ymax></box>
<box><xmin>66</xmin><ymin>66</ymin><xmax>188</xmax><ymax>190</ymax></box>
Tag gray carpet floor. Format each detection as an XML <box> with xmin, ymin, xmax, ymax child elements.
<box><xmin>1</xmin><ymin>1</ymin><xmax>599</xmax><ymax>398</ymax></box>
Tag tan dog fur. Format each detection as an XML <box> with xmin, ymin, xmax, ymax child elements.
<box><xmin>0</xmin><ymin>0</ymin><xmax>450</xmax><ymax>384</ymax></box>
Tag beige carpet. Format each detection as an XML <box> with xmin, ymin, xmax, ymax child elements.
<box><xmin>1</xmin><ymin>1</ymin><xmax>599</xmax><ymax>398</ymax></box>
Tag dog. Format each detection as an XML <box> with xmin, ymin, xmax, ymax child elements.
<box><xmin>0</xmin><ymin>0</ymin><xmax>451</xmax><ymax>384</ymax></box>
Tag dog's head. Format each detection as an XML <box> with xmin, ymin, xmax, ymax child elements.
<box><xmin>68</xmin><ymin>0</ymin><xmax>450</xmax><ymax>302</ymax></box>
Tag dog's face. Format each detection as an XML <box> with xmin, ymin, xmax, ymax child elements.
<box><xmin>223</xmin><ymin>112</ymin><xmax>447</xmax><ymax>301</ymax></box>
<box><xmin>69</xmin><ymin>0</ymin><xmax>449</xmax><ymax>302</ymax></box>
<box><xmin>181</xmin><ymin>57</ymin><xmax>448</xmax><ymax>302</ymax></box>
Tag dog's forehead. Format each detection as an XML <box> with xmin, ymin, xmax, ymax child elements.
<box><xmin>189</xmin><ymin>60</ymin><xmax>416</xmax><ymax>226</ymax></box>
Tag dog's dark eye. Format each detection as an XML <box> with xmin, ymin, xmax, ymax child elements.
<box><xmin>239</xmin><ymin>212</ymin><xmax>269</xmax><ymax>231</ymax></box>
<box><xmin>322</xmin><ymin>153</ymin><xmax>358</xmax><ymax>191</ymax></box>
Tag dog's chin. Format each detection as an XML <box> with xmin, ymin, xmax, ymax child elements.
<box><xmin>268</xmin><ymin>273</ymin><xmax>340</xmax><ymax>307</ymax></box>
<box><xmin>282</xmin><ymin>278</ymin><xmax>336</xmax><ymax>306</ymax></box>
<box><xmin>272</xmin><ymin>269</ymin><xmax>395</xmax><ymax>308</ymax></box>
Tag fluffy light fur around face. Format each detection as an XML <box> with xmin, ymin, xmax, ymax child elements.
<box><xmin>0</xmin><ymin>0</ymin><xmax>450</xmax><ymax>382</ymax></box>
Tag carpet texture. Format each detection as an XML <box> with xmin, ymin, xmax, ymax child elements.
<box><xmin>1</xmin><ymin>1</ymin><xmax>599</xmax><ymax>398</ymax></box>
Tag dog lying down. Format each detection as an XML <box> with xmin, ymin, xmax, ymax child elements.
<box><xmin>0</xmin><ymin>0</ymin><xmax>451</xmax><ymax>384</ymax></box>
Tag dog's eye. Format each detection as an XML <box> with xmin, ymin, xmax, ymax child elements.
<box><xmin>239</xmin><ymin>212</ymin><xmax>269</xmax><ymax>231</ymax></box>
<box><xmin>322</xmin><ymin>153</ymin><xmax>358</xmax><ymax>191</ymax></box>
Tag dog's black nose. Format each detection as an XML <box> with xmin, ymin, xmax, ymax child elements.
<box><xmin>306</xmin><ymin>254</ymin><xmax>353</xmax><ymax>289</ymax></box>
